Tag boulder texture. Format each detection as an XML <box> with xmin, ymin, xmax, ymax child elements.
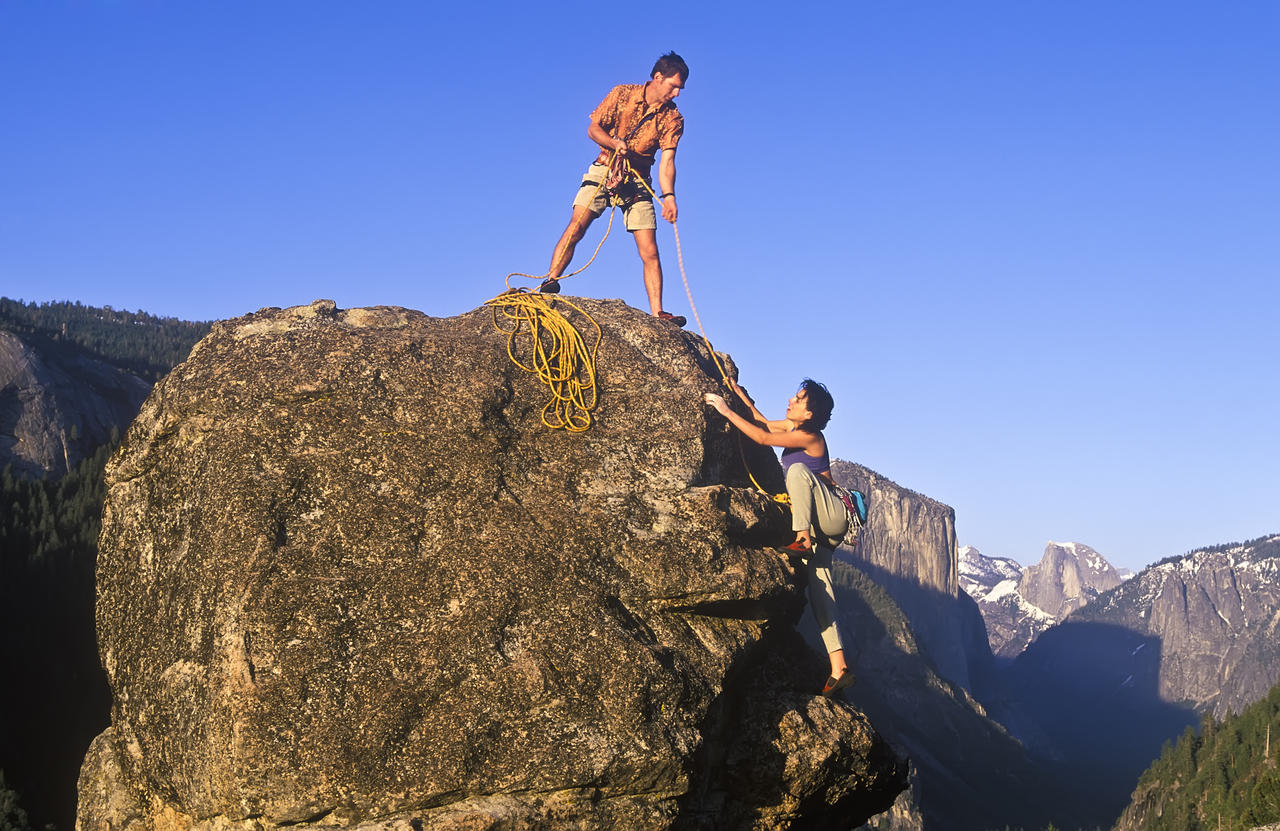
<box><xmin>77</xmin><ymin>298</ymin><xmax>905</xmax><ymax>831</ymax></box>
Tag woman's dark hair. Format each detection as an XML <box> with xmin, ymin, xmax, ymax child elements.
<box><xmin>652</xmin><ymin>51</ymin><xmax>689</xmax><ymax>82</ymax></box>
<box><xmin>797</xmin><ymin>379</ymin><xmax>834</xmax><ymax>431</ymax></box>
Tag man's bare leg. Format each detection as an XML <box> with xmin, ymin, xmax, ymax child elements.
<box><xmin>545</xmin><ymin>206</ymin><xmax>598</xmax><ymax>288</ymax></box>
<box><xmin>632</xmin><ymin>228</ymin><xmax>665</xmax><ymax>314</ymax></box>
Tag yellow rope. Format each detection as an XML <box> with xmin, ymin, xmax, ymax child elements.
<box><xmin>485</xmin><ymin>151</ymin><xmax>622</xmax><ymax>434</ymax></box>
<box><xmin>483</xmin><ymin>291</ymin><xmax>601</xmax><ymax>433</ymax></box>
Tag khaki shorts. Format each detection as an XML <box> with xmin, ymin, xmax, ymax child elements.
<box><xmin>571</xmin><ymin>162</ymin><xmax>656</xmax><ymax>232</ymax></box>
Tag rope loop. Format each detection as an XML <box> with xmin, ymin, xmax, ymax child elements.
<box><xmin>484</xmin><ymin>291</ymin><xmax>601</xmax><ymax>433</ymax></box>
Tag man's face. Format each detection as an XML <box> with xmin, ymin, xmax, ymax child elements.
<box><xmin>651</xmin><ymin>72</ymin><xmax>685</xmax><ymax>104</ymax></box>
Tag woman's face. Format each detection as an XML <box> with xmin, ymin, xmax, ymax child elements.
<box><xmin>786</xmin><ymin>390</ymin><xmax>813</xmax><ymax>424</ymax></box>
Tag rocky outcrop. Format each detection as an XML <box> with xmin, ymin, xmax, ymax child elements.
<box><xmin>961</xmin><ymin>542</ymin><xmax>1127</xmax><ymax>659</ymax></box>
<box><xmin>77</xmin><ymin>298</ymin><xmax>905</xmax><ymax>831</ymax></box>
<box><xmin>0</xmin><ymin>330</ymin><xmax>149</xmax><ymax>476</ymax></box>
<box><xmin>829</xmin><ymin>461</ymin><xmax>989</xmax><ymax>692</ymax></box>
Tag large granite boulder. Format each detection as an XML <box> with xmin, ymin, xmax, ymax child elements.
<box><xmin>77</xmin><ymin>298</ymin><xmax>904</xmax><ymax>831</ymax></box>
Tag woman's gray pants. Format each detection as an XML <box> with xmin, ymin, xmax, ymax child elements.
<box><xmin>785</xmin><ymin>463</ymin><xmax>849</xmax><ymax>654</ymax></box>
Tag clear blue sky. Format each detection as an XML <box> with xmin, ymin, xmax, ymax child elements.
<box><xmin>3</xmin><ymin>1</ymin><xmax>1276</xmax><ymax>572</ymax></box>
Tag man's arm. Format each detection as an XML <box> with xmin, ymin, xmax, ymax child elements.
<box><xmin>657</xmin><ymin>149</ymin><xmax>677</xmax><ymax>222</ymax></box>
<box><xmin>588</xmin><ymin>120</ymin><xmax>626</xmax><ymax>155</ymax></box>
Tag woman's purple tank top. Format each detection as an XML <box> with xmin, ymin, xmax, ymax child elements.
<box><xmin>780</xmin><ymin>439</ymin><xmax>829</xmax><ymax>475</ymax></box>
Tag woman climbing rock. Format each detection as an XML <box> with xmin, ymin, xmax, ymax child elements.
<box><xmin>704</xmin><ymin>378</ymin><xmax>855</xmax><ymax>697</ymax></box>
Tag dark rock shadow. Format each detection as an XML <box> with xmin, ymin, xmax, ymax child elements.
<box><xmin>814</xmin><ymin>561</ymin><xmax>1084</xmax><ymax>831</ymax></box>
<box><xmin>674</xmin><ymin>621</ymin><xmax>906</xmax><ymax>830</ymax></box>
<box><xmin>842</xmin><ymin>556</ymin><xmax>995</xmax><ymax>696</ymax></box>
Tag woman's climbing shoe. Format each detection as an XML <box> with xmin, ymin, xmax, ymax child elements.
<box><xmin>783</xmin><ymin>539</ymin><xmax>812</xmax><ymax>553</ymax></box>
<box><xmin>539</xmin><ymin>278</ymin><xmax>561</xmax><ymax>294</ymax></box>
<box><xmin>656</xmin><ymin>311</ymin><xmax>687</xmax><ymax>327</ymax></box>
<box><xmin>821</xmin><ymin>670</ymin><xmax>856</xmax><ymax>697</ymax></box>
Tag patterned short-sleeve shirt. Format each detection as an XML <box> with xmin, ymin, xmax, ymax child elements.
<box><xmin>589</xmin><ymin>82</ymin><xmax>684</xmax><ymax>178</ymax></box>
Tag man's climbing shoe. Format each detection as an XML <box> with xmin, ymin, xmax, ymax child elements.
<box><xmin>821</xmin><ymin>670</ymin><xmax>856</xmax><ymax>697</ymax></box>
<box><xmin>539</xmin><ymin>278</ymin><xmax>561</xmax><ymax>294</ymax></box>
<box><xmin>783</xmin><ymin>539</ymin><xmax>812</xmax><ymax>553</ymax></box>
<box><xmin>657</xmin><ymin>311</ymin><xmax>687</xmax><ymax>327</ymax></box>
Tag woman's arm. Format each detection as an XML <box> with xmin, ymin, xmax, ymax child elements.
<box><xmin>705</xmin><ymin>393</ymin><xmax>819</xmax><ymax>450</ymax></box>
<box><xmin>728</xmin><ymin>380</ymin><xmax>792</xmax><ymax>433</ymax></box>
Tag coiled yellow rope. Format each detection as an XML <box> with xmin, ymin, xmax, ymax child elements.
<box><xmin>484</xmin><ymin>291</ymin><xmax>601</xmax><ymax>433</ymax></box>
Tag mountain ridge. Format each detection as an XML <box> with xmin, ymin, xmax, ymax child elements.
<box><xmin>960</xmin><ymin>541</ymin><xmax>1130</xmax><ymax>659</ymax></box>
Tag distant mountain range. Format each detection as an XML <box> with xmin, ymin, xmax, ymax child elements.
<box><xmin>960</xmin><ymin>541</ymin><xmax>1132</xmax><ymax>658</ymax></box>
<box><xmin>978</xmin><ymin>535</ymin><xmax>1280</xmax><ymax>825</ymax></box>
<box><xmin>1065</xmin><ymin>535</ymin><xmax>1280</xmax><ymax>718</ymax></box>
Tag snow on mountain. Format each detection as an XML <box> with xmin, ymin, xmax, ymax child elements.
<box><xmin>1026</xmin><ymin>534</ymin><xmax>1280</xmax><ymax>719</ymax></box>
<box><xmin>961</xmin><ymin>541</ymin><xmax>1126</xmax><ymax>659</ymax></box>
<box><xmin>958</xmin><ymin>545</ymin><xmax>1022</xmax><ymax>602</ymax></box>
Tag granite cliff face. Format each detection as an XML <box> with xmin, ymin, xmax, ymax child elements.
<box><xmin>0</xmin><ymin>330</ymin><xmax>149</xmax><ymax>477</ymax></box>
<box><xmin>828</xmin><ymin>462</ymin><xmax>956</xmax><ymax>598</ymax></box>
<box><xmin>77</xmin><ymin>298</ymin><xmax>905</xmax><ymax>831</ymax></box>
<box><xmin>829</xmin><ymin>461</ymin><xmax>989</xmax><ymax>692</ymax></box>
<box><xmin>1069</xmin><ymin>535</ymin><xmax>1280</xmax><ymax>718</ymax></box>
<box><xmin>960</xmin><ymin>542</ymin><xmax>1127</xmax><ymax>659</ymax></box>
<box><xmin>1019</xmin><ymin>541</ymin><xmax>1125</xmax><ymax>620</ymax></box>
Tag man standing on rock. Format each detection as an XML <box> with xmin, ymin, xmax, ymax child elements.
<box><xmin>539</xmin><ymin>51</ymin><xmax>689</xmax><ymax>328</ymax></box>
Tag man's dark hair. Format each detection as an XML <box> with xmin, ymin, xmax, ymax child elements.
<box><xmin>797</xmin><ymin>379</ymin><xmax>834</xmax><ymax>432</ymax></box>
<box><xmin>652</xmin><ymin>51</ymin><xmax>689</xmax><ymax>83</ymax></box>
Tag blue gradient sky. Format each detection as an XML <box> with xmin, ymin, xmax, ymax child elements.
<box><xmin>3</xmin><ymin>1</ymin><xmax>1276</xmax><ymax>571</ymax></box>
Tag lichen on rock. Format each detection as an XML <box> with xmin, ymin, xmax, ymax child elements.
<box><xmin>78</xmin><ymin>298</ymin><xmax>905</xmax><ymax>831</ymax></box>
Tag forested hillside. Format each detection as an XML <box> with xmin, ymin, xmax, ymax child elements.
<box><xmin>0</xmin><ymin>297</ymin><xmax>209</xmax><ymax>381</ymax></box>
<box><xmin>1116</xmin><ymin>682</ymin><xmax>1280</xmax><ymax>830</ymax></box>
<box><xmin>0</xmin><ymin>299</ymin><xmax>208</xmax><ymax>830</ymax></box>
<box><xmin>0</xmin><ymin>443</ymin><xmax>116</xmax><ymax>830</ymax></box>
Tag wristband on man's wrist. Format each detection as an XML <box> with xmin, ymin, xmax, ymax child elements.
<box><xmin>660</xmin><ymin>192</ymin><xmax>675</xmax><ymax>199</ymax></box>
